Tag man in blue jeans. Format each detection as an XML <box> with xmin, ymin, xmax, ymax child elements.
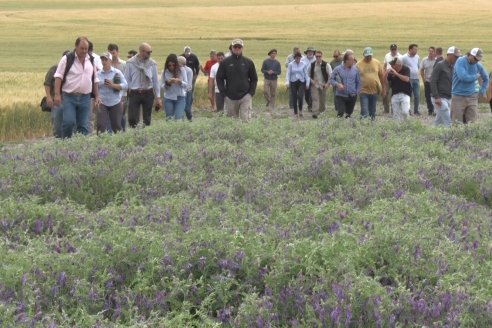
<box><xmin>402</xmin><ymin>44</ymin><xmax>421</xmax><ymax>115</ymax></box>
<box><xmin>53</xmin><ymin>37</ymin><xmax>100</xmax><ymax>138</ymax></box>
<box><xmin>356</xmin><ymin>47</ymin><xmax>385</xmax><ymax>120</ymax></box>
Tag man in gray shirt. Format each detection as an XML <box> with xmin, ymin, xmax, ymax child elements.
<box><xmin>261</xmin><ymin>49</ymin><xmax>281</xmax><ymax>110</ymax></box>
<box><xmin>420</xmin><ymin>46</ymin><xmax>436</xmax><ymax>115</ymax></box>
<box><xmin>430</xmin><ymin>46</ymin><xmax>460</xmax><ymax>127</ymax></box>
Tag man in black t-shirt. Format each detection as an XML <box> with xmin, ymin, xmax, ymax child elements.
<box><xmin>385</xmin><ymin>58</ymin><xmax>411</xmax><ymax>121</ymax></box>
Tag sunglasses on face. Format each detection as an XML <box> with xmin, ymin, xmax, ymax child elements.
<box><xmin>315</xmin><ymin>55</ymin><xmax>322</xmax><ymax>58</ymax></box>
<box><xmin>101</xmin><ymin>57</ymin><xmax>109</xmax><ymax>61</ymax></box>
<box><xmin>233</xmin><ymin>45</ymin><xmax>243</xmax><ymax>49</ymax></box>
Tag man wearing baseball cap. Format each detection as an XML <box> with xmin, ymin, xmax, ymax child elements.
<box><xmin>216</xmin><ymin>39</ymin><xmax>258</xmax><ymax>121</ymax></box>
<box><xmin>383</xmin><ymin>44</ymin><xmax>402</xmax><ymax>113</ymax></box>
<box><xmin>356</xmin><ymin>47</ymin><xmax>385</xmax><ymax>120</ymax></box>
<box><xmin>451</xmin><ymin>48</ymin><xmax>489</xmax><ymax>124</ymax></box>
<box><xmin>430</xmin><ymin>46</ymin><xmax>461</xmax><ymax>127</ymax></box>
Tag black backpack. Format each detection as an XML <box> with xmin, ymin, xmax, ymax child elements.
<box><xmin>61</xmin><ymin>51</ymin><xmax>96</xmax><ymax>96</ymax></box>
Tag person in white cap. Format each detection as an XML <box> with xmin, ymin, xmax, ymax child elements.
<box><xmin>181</xmin><ymin>46</ymin><xmax>200</xmax><ymax>115</ymax></box>
<box><xmin>356</xmin><ymin>47</ymin><xmax>385</xmax><ymax>120</ymax></box>
<box><xmin>96</xmin><ymin>51</ymin><xmax>128</xmax><ymax>133</ymax></box>
<box><xmin>430</xmin><ymin>46</ymin><xmax>460</xmax><ymax>127</ymax></box>
<box><xmin>383</xmin><ymin>44</ymin><xmax>402</xmax><ymax>113</ymax></box>
<box><xmin>216</xmin><ymin>39</ymin><xmax>258</xmax><ymax>121</ymax></box>
<box><xmin>451</xmin><ymin>48</ymin><xmax>489</xmax><ymax>124</ymax></box>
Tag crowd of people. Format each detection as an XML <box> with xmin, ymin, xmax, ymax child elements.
<box><xmin>44</xmin><ymin>36</ymin><xmax>490</xmax><ymax>138</ymax></box>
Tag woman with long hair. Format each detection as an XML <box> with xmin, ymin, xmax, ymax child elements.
<box><xmin>161</xmin><ymin>54</ymin><xmax>188</xmax><ymax>120</ymax></box>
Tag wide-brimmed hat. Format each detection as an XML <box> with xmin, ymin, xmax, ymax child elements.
<box><xmin>304</xmin><ymin>46</ymin><xmax>316</xmax><ymax>54</ymax></box>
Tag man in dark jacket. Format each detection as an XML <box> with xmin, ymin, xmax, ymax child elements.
<box><xmin>430</xmin><ymin>46</ymin><xmax>460</xmax><ymax>127</ymax></box>
<box><xmin>216</xmin><ymin>39</ymin><xmax>258</xmax><ymax>120</ymax></box>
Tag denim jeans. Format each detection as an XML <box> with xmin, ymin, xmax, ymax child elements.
<box><xmin>184</xmin><ymin>91</ymin><xmax>193</xmax><ymax>120</ymax></box>
<box><xmin>431</xmin><ymin>97</ymin><xmax>451</xmax><ymax>127</ymax></box>
<box><xmin>165</xmin><ymin>96</ymin><xmax>186</xmax><ymax>120</ymax></box>
<box><xmin>359</xmin><ymin>93</ymin><xmax>379</xmax><ymax>119</ymax></box>
<box><xmin>61</xmin><ymin>93</ymin><xmax>91</xmax><ymax>138</ymax></box>
<box><xmin>410</xmin><ymin>79</ymin><xmax>420</xmax><ymax>114</ymax></box>
<box><xmin>51</xmin><ymin>105</ymin><xmax>63</xmax><ymax>138</ymax></box>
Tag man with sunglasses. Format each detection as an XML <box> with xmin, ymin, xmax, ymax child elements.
<box><xmin>451</xmin><ymin>48</ymin><xmax>488</xmax><ymax>124</ymax></box>
<box><xmin>216</xmin><ymin>39</ymin><xmax>258</xmax><ymax>121</ymax></box>
<box><xmin>124</xmin><ymin>42</ymin><xmax>161</xmax><ymax>127</ymax></box>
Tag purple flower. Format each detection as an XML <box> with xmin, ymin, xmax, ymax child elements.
<box><xmin>96</xmin><ymin>148</ymin><xmax>109</xmax><ymax>158</ymax></box>
<box><xmin>432</xmin><ymin>302</ymin><xmax>441</xmax><ymax>317</ymax></box>
<box><xmin>214</xmin><ymin>191</ymin><xmax>227</xmax><ymax>202</ymax></box>
<box><xmin>162</xmin><ymin>255</ymin><xmax>173</xmax><ymax>266</ymax></box>
<box><xmin>259</xmin><ymin>266</ymin><xmax>268</xmax><ymax>279</ymax></box>
<box><xmin>394</xmin><ymin>189</ymin><xmax>405</xmax><ymax>199</ymax></box>
<box><xmin>217</xmin><ymin>307</ymin><xmax>231</xmax><ymax>323</ymax></box>
<box><xmin>332</xmin><ymin>283</ymin><xmax>345</xmax><ymax>301</ymax></box>
<box><xmin>21</xmin><ymin>273</ymin><xmax>27</xmax><ymax>286</ymax></box>
<box><xmin>58</xmin><ymin>272</ymin><xmax>67</xmax><ymax>287</ymax></box>
<box><xmin>331</xmin><ymin>305</ymin><xmax>342</xmax><ymax>326</ymax></box>
<box><xmin>328</xmin><ymin>222</ymin><xmax>340</xmax><ymax>234</ymax></box>
<box><xmin>48</xmin><ymin>167</ymin><xmax>57</xmax><ymax>176</ymax></box>
<box><xmin>163</xmin><ymin>150</ymin><xmax>173</xmax><ymax>161</ymax></box>
<box><xmin>33</xmin><ymin>219</ymin><xmax>43</xmax><ymax>234</ymax></box>
<box><xmin>414</xmin><ymin>245</ymin><xmax>422</xmax><ymax>260</ymax></box>
<box><xmin>345</xmin><ymin>304</ymin><xmax>352</xmax><ymax>327</ymax></box>
<box><xmin>235</xmin><ymin>250</ymin><xmax>245</xmax><ymax>262</ymax></box>
<box><xmin>256</xmin><ymin>315</ymin><xmax>266</xmax><ymax>328</ymax></box>
<box><xmin>199</xmin><ymin>256</ymin><xmax>207</xmax><ymax>267</ymax></box>
<box><xmin>180</xmin><ymin>207</ymin><xmax>190</xmax><ymax>232</ymax></box>
<box><xmin>339</xmin><ymin>211</ymin><xmax>348</xmax><ymax>220</ymax></box>
<box><xmin>65</xmin><ymin>243</ymin><xmax>76</xmax><ymax>253</ymax></box>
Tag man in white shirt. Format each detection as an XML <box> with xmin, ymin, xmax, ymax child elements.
<box><xmin>402</xmin><ymin>44</ymin><xmax>421</xmax><ymax>115</ymax></box>
<box><xmin>383</xmin><ymin>44</ymin><xmax>402</xmax><ymax>113</ymax></box>
<box><xmin>209</xmin><ymin>52</ymin><xmax>225</xmax><ymax>112</ymax></box>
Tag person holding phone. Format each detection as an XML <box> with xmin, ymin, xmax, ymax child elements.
<box><xmin>161</xmin><ymin>54</ymin><xmax>188</xmax><ymax>120</ymax></box>
<box><xmin>96</xmin><ymin>51</ymin><xmax>128</xmax><ymax>133</ymax></box>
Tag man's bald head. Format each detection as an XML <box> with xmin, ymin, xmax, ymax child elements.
<box><xmin>138</xmin><ymin>42</ymin><xmax>152</xmax><ymax>60</ymax></box>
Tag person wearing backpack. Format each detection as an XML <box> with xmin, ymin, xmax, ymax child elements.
<box><xmin>44</xmin><ymin>50</ymin><xmax>69</xmax><ymax>138</ymax></box>
<box><xmin>54</xmin><ymin>36</ymin><xmax>100</xmax><ymax>138</ymax></box>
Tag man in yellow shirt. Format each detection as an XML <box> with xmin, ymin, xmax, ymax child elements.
<box><xmin>356</xmin><ymin>47</ymin><xmax>386</xmax><ymax>120</ymax></box>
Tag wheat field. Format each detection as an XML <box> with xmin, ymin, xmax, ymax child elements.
<box><xmin>0</xmin><ymin>0</ymin><xmax>491</xmax><ymax>139</ymax></box>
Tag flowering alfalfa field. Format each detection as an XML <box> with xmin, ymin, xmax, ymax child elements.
<box><xmin>1</xmin><ymin>117</ymin><xmax>491</xmax><ymax>327</ymax></box>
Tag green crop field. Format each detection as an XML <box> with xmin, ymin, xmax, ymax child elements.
<box><xmin>1</xmin><ymin>1</ymin><xmax>492</xmax><ymax>327</ymax></box>
<box><xmin>1</xmin><ymin>0</ymin><xmax>492</xmax><ymax>140</ymax></box>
